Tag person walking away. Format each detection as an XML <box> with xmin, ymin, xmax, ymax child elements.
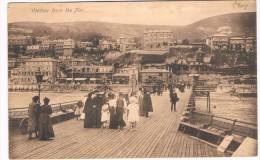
<box><xmin>116</xmin><ymin>93</ymin><xmax>127</xmax><ymax>131</ymax></box>
<box><xmin>74</xmin><ymin>100</ymin><xmax>84</xmax><ymax>120</ymax></box>
<box><xmin>170</xmin><ymin>89</ymin><xmax>178</xmax><ymax>112</ymax></box>
<box><xmin>136</xmin><ymin>88</ymin><xmax>144</xmax><ymax>116</ymax></box>
<box><xmin>83</xmin><ymin>93</ymin><xmax>94</xmax><ymax>128</ymax></box>
<box><xmin>101</xmin><ymin>100</ymin><xmax>110</xmax><ymax>129</ymax></box>
<box><xmin>126</xmin><ymin>96</ymin><xmax>139</xmax><ymax>131</ymax></box>
<box><xmin>27</xmin><ymin>96</ymin><xmax>40</xmax><ymax>140</ymax></box>
<box><xmin>38</xmin><ymin>97</ymin><xmax>55</xmax><ymax>141</ymax></box>
<box><xmin>143</xmin><ymin>91</ymin><xmax>153</xmax><ymax>117</ymax></box>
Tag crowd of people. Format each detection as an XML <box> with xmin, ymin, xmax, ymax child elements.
<box><xmin>74</xmin><ymin>88</ymin><xmax>154</xmax><ymax>131</ymax></box>
<box><xmin>26</xmin><ymin>82</ymin><xmax>184</xmax><ymax>141</ymax></box>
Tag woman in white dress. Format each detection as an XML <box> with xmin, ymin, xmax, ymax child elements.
<box><xmin>101</xmin><ymin>101</ymin><xmax>110</xmax><ymax>128</ymax></box>
<box><xmin>126</xmin><ymin>96</ymin><xmax>139</xmax><ymax>131</ymax></box>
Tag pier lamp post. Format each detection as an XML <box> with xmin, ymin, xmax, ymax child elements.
<box><xmin>102</xmin><ymin>76</ymin><xmax>107</xmax><ymax>93</ymax></box>
<box><xmin>35</xmin><ymin>71</ymin><xmax>43</xmax><ymax>102</ymax></box>
<box><xmin>131</xmin><ymin>74</ymin><xmax>136</xmax><ymax>93</ymax></box>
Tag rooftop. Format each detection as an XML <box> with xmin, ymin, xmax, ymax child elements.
<box><xmin>27</xmin><ymin>58</ymin><xmax>58</xmax><ymax>62</ymax></box>
<box><xmin>212</xmin><ymin>34</ymin><xmax>229</xmax><ymax>37</ymax></box>
<box><xmin>140</xmin><ymin>68</ymin><xmax>169</xmax><ymax>73</ymax></box>
<box><xmin>129</xmin><ymin>50</ymin><xmax>167</xmax><ymax>55</ymax></box>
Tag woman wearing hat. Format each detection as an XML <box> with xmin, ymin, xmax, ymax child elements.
<box><xmin>126</xmin><ymin>96</ymin><xmax>139</xmax><ymax>131</ymax></box>
<box><xmin>38</xmin><ymin>97</ymin><xmax>55</xmax><ymax>141</ymax></box>
<box><xmin>83</xmin><ymin>92</ymin><xmax>94</xmax><ymax>128</ymax></box>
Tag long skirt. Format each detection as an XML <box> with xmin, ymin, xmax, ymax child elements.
<box><xmin>38</xmin><ymin>122</ymin><xmax>55</xmax><ymax>140</ymax></box>
<box><xmin>109</xmin><ymin>113</ymin><xmax>118</xmax><ymax>129</ymax></box>
<box><xmin>84</xmin><ymin>112</ymin><xmax>93</xmax><ymax>128</ymax></box>
<box><xmin>116</xmin><ymin>108</ymin><xmax>126</xmax><ymax>127</ymax></box>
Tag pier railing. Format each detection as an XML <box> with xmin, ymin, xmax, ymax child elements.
<box><xmin>179</xmin><ymin>92</ymin><xmax>257</xmax><ymax>153</ymax></box>
<box><xmin>9</xmin><ymin>100</ymin><xmax>79</xmax><ymax>134</ymax></box>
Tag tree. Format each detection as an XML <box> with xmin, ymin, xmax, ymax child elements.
<box><xmin>182</xmin><ymin>38</ymin><xmax>189</xmax><ymax>45</ymax></box>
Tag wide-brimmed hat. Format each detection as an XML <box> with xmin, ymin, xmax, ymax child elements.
<box><xmin>129</xmin><ymin>96</ymin><xmax>137</xmax><ymax>104</ymax></box>
<box><xmin>32</xmin><ymin>96</ymin><xmax>39</xmax><ymax>101</ymax></box>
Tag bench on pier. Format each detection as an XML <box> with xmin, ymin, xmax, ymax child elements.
<box><xmin>9</xmin><ymin>101</ymin><xmax>78</xmax><ymax>134</ymax></box>
<box><xmin>50</xmin><ymin>102</ymin><xmax>76</xmax><ymax>124</ymax></box>
<box><xmin>178</xmin><ymin>109</ymin><xmax>257</xmax><ymax>152</ymax></box>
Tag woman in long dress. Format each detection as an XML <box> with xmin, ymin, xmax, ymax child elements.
<box><xmin>38</xmin><ymin>97</ymin><xmax>55</xmax><ymax>141</ymax></box>
<box><xmin>83</xmin><ymin>93</ymin><xmax>94</xmax><ymax>128</ymax></box>
<box><xmin>108</xmin><ymin>93</ymin><xmax>118</xmax><ymax>129</ymax></box>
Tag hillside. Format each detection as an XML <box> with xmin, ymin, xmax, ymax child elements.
<box><xmin>178</xmin><ymin>12</ymin><xmax>256</xmax><ymax>41</ymax></box>
<box><xmin>8</xmin><ymin>12</ymin><xmax>256</xmax><ymax>41</ymax></box>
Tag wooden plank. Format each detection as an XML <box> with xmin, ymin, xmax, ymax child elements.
<box><xmin>232</xmin><ymin>137</ymin><xmax>257</xmax><ymax>157</ymax></box>
<box><xmin>217</xmin><ymin>135</ymin><xmax>234</xmax><ymax>152</ymax></box>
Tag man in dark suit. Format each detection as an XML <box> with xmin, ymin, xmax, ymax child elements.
<box><xmin>170</xmin><ymin>89</ymin><xmax>178</xmax><ymax>112</ymax></box>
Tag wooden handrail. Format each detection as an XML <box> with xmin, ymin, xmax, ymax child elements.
<box><xmin>8</xmin><ymin>100</ymin><xmax>80</xmax><ymax>110</ymax></box>
<box><xmin>192</xmin><ymin>111</ymin><xmax>257</xmax><ymax>127</ymax></box>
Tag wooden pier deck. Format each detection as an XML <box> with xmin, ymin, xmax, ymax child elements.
<box><xmin>9</xmin><ymin>89</ymin><xmax>229</xmax><ymax>159</ymax></box>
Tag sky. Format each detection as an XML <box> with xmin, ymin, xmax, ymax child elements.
<box><xmin>8</xmin><ymin>1</ymin><xmax>256</xmax><ymax>26</ymax></box>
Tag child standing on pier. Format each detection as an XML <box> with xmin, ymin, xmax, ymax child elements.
<box><xmin>101</xmin><ymin>101</ymin><xmax>110</xmax><ymax>128</ymax></box>
<box><xmin>126</xmin><ymin>96</ymin><xmax>139</xmax><ymax>131</ymax></box>
<box><xmin>74</xmin><ymin>100</ymin><xmax>84</xmax><ymax>120</ymax></box>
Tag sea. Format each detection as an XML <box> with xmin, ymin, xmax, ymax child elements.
<box><xmin>8</xmin><ymin>88</ymin><xmax>257</xmax><ymax>124</ymax></box>
<box><xmin>195</xmin><ymin>86</ymin><xmax>257</xmax><ymax>124</ymax></box>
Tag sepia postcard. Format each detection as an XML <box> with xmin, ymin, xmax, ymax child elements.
<box><xmin>6</xmin><ymin>0</ymin><xmax>258</xmax><ymax>159</ymax></box>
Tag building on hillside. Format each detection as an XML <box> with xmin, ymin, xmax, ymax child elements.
<box><xmin>168</xmin><ymin>56</ymin><xmax>209</xmax><ymax>74</ymax></box>
<box><xmin>99</xmin><ymin>39</ymin><xmax>116</xmax><ymax>50</ymax></box>
<box><xmin>229</xmin><ymin>37</ymin><xmax>246</xmax><ymax>52</ymax></box>
<box><xmin>68</xmin><ymin>58</ymin><xmax>87</xmax><ymax>69</ymax></box>
<box><xmin>206</xmin><ymin>34</ymin><xmax>229</xmax><ymax>51</ymax></box>
<box><xmin>245</xmin><ymin>37</ymin><xmax>256</xmax><ymax>53</ymax></box>
<box><xmin>112</xmin><ymin>67</ymin><xmax>138</xmax><ymax>84</ymax></box>
<box><xmin>116</xmin><ymin>37</ymin><xmax>135</xmax><ymax>51</ymax></box>
<box><xmin>117</xmin><ymin>37</ymin><xmax>134</xmax><ymax>44</ymax></box>
<box><xmin>8</xmin><ymin>35</ymin><xmax>33</xmax><ymax>45</ymax></box>
<box><xmin>142</xmin><ymin>63</ymin><xmax>167</xmax><ymax>70</ymax></box>
<box><xmin>41</xmin><ymin>39</ymin><xmax>75</xmax><ymax>56</ymax></box>
<box><xmin>139</xmin><ymin>68</ymin><xmax>170</xmax><ymax>84</ymax></box>
<box><xmin>10</xmin><ymin>58</ymin><xmax>58</xmax><ymax>84</ymax></box>
<box><xmin>26</xmin><ymin>45</ymin><xmax>40</xmax><ymax>53</ymax></box>
<box><xmin>34</xmin><ymin>36</ymin><xmax>50</xmax><ymax>44</ymax></box>
<box><xmin>143</xmin><ymin>30</ymin><xmax>174</xmax><ymax>50</ymax></box>
<box><xmin>8</xmin><ymin>35</ymin><xmax>33</xmax><ymax>54</ymax></box>
<box><xmin>66</xmin><ymin>65</ymin><xmax>113</xmax><ymax>84</ymax></box>
<box><xmin>76</xmin><ymin>41</ymin><xmax>93</xmax><ymax>48</ymax></box>
<box><xmin>120</xmin><ymin>43</ymin><xmax>135</xmax><ymax>51</ymax></box>
<box><xmin>63</xmin><ymin>39</ymin><xmax>75</xmax><ymax>56</ymax></box>
<box><xmin>8</xmin><ymin>59</ymin><xmax>18</xmax><ymax>70</ymax></box>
